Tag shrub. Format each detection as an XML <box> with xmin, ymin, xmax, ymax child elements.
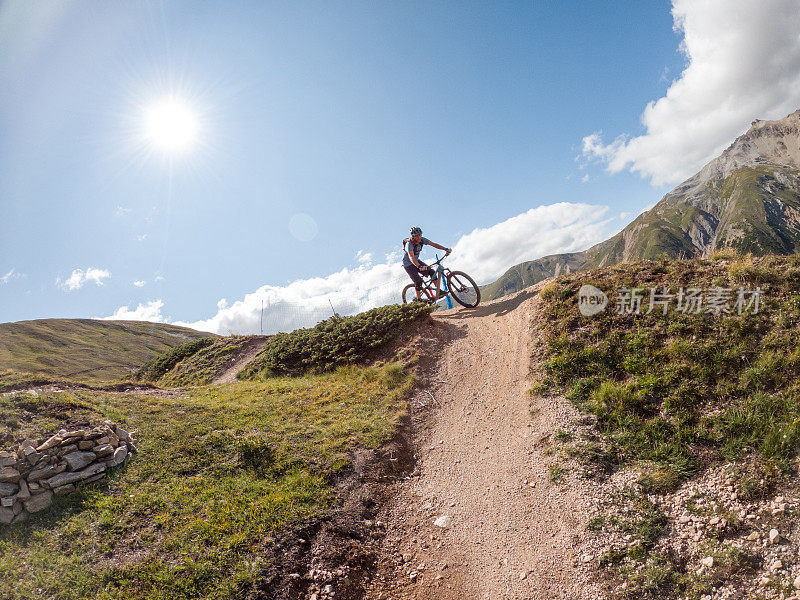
<box><xmin>729</xmin><ymin>253</ymin><xmax>782</xmax><ymax>283</ymax></box>
<box><xmin>710</xmin><ymin>246</ymin><xmax>738</xmax><ymax>261</ymax></box>
<box><xmin>540</xmin><ymin>282</ymin><xmax>559</xmax><ymax>300</ymax></box>
<box><xmin>135</xmin><ymin>337</ymin><xmax>214</xmax><ymax>381</ymax></box>
<box><xmin>637</xmin><ymin>462</ymin><xmax>683</xmax><ymax>494</ymax></box>
<box><xmin>246</xmin><ymin>302</ymin><xmax>433</xmax><ymax>376</ymax></box>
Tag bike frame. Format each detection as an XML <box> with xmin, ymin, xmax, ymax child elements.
<box><xmin>420</xmin><ymin>254</ymin><xmax>453</xmax><ymax>308</ymax></box>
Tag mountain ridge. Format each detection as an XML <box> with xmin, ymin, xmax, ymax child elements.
<box><xmin>483</xmin><ymin>109</ymin><xmax>800</xmax><ymax>300</ymax></box>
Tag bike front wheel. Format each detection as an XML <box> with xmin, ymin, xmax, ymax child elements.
<box><xmin>446</xmin><ymin>271</ymin><xmax>481</xmax><ymax>308</ymax></box>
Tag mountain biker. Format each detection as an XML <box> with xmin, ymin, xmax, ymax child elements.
<box><xmin>403</xmin><ymin>226</ymin><xmax>452</xmax><ymax>301</ymax></box>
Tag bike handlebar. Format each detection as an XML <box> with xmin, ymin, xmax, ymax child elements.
<box><xmin>421</xmin><ymin>252</ymin><xmax>450</xmax><ymax>274</ymax></box>
<box><xmin>432</xmin><ymin>250</ymin><xmax>452</xmax><ymax>266</ymax></box>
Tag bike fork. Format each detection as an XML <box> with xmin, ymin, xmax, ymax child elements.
<box><xmin>440</xmin><ymin>272</ymin><xmax>453</xmax><ymax>309</ymax></box>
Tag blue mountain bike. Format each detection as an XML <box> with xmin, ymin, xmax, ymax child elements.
<box><xmin>401</xmin><ymin>256</ymin><xmax>481</xmax><ymax>308</ymax></box>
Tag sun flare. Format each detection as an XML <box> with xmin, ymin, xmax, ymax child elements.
<box><xmin>143</xmin><ymin>97</ymin><xmax>199</xmax><ymax>154</ymax></box>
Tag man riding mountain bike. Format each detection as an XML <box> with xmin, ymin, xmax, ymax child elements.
<box><xmin>402</xmin><ymin>226</ymin><xmax>452</xmax><ymax>302</ymax></box>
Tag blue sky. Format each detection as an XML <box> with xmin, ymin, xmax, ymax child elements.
<box><xmin>2</xmin><ymin>1</ymin><xmax>799</xmax><ymax>333</ymax></box>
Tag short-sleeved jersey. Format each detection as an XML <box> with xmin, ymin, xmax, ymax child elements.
<box><xmin>402</xmin><ymin>237</ymin><xmax>430</xmax><ymax>267</ymax></box>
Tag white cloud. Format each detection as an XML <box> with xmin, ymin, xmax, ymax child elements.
<box><xmin>133</xmin><ymin>280</ymin><xmax>146</xmax><ymax>287</ymax></box>
<box><xmin>1</xmin><ymin>268</ymin><xmax>24</xmax><ymax>284</ymax></box>
<box><xmin>175</xmin><ymin>202</ymin><xmax>612</xmax><ymax>335</ymax></box>
<box><xmin>583</xmin><ymin>0</ymin><xmax>800</xmax><ymax>186</ymax></box>
<box><xmin>115</xmin><ymin>206</ymin><xmax>132</xmax><ymax>217</ymax></box>
<box><xmin>619</xmin><ymin>211</ymin><xmax>633</xmax><ymax>220</ymax></box>
<box><xmin>136</xmin><ymin>234</ymin><xmax>148</xmax><ymax>242</ymax></box>
<box><xmin>355</xmin><ymin>250</ymin><xmax>372</xmax><ymax>264</ymax></box>
<box><xmin>57</xmin><ymin>267</ymin><xmax>111</xmax><ymax>291</ymax></box>
<box><xmin>174</xmin><ymin>260</ymin><xmax>409</xmax><ymax>336</ymax></box>
<box><xmin>384</xmin><ymin>248</ymin><xmax>403</xmax><ymax>263</ymax></box>
<box><xmin>101</xmin><ymin>300</ymin><xmax>166</xmax><ymax>322</ymax></box>
<box><xmin>451</xmin><ymin>203</ymin><xmax>611</xmax><ymax>283</ymax></box>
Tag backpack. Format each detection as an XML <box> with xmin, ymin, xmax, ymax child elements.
<box><xmin>402</xmin><ymin>237</ymin><xmax>425</xmax><ymax>254</ymax></box>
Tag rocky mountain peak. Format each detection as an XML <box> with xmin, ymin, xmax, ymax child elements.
<box><xmin>711</xmin><ymin>109</ymin><xmax>800</xmax><ymax>177</ymax></box>
<box><xmin>666</xmin><ymin>109</ymin><xmax>800</xmax><ymax>206</ymax></box>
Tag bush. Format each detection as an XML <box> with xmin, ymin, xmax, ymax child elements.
<box><xmin>729</xmin><ymin>253</ymin><xmax>782</xmax><ymax>283</ymax></box>
<box><xmin>135</xmin><ymin>337</ymin><xmax>214</xmax><ymax>381</ymax></box>
<box><xmin>540</xmin><ymin>282</ymin><xmax>559</xmax><ymax>300</ymax></box>
<box><xmin>710</xmin><ymin>246</ymin><xmax>739</xmax><ymax>261</ymax></box>
<box><xmin>246</xmin><ymin>303</ymin><xmax>433</xmax><ymax>376</ymax></box>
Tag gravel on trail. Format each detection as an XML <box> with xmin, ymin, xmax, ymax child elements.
<box><xmin>365</xmin><ymin>287</ymin><xmax>606</xmax><ymax>600</ymax></box>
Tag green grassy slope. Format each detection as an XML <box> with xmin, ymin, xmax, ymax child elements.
<box><xmin>0</xmin><ymin>366</ymin><xmax>412</xmax><ymax>600</ymax></box>
<box><xmin>536</xmin><ymin>254</ymin><xmax>800</xmax><ymax>480</ymax></box>
<box><xmin>0</xmin><ymin>319</ymin><xmax>213</xmax><ymax>382</ymax></box>
<box><xmin>534</xmin><ymin>254</ymin><xmax>800</xmax><ymax>598</ymax></box>
<box><xmin>714</xmin><ymin>166</ymin><xmax>800</xmax><ymax>254</ymax></box>
<box><xmin>0</xmin><ymin>304</ymin><xmax>433</xmax><ymax>599</ymax></box>
<box><xmin>135</xmin><ymin>303</ymin><xmax>433</xmax><ymax>387</ymax></box>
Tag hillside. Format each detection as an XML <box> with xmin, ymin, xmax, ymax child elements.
<box><xmin>0</xmin><ymin>318</ymin><xmax>213</xmax><ymax>382</ymax></box>
<box><xmin>0</xmin><ymin>303</ymin><xmax>434</xmax><ymax>600</ymax></box>
<box><xmin>484</xmin><ymin>109</ymin><xmax>800</xmax><ymax>300</ymax></box>
<box><xmin>134</xmin><ymin>335</ymin><xmax>268</xmax><ymax>386</ymax></box>
<box><xmin>4</xmin><ymin>260</ymin><xmax>800</xmax><ymax>599</ymax></box>
<box><xmin>481</xmin><ymin>252</ymin><xmax>588</xmax><ymax>302</ymax></box>
<box><xmin>367</xmin><ymin>254</ymin><xmax>800</xmax><ymax>600</ymax></box>
<box><xmin>525</xmin><ymin>254</ymin><xmax>800</xmax><ymax>600</ymax></box>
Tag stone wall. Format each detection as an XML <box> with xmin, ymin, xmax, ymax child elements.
<box><xmin>0</xmin><ymin>420</ymin><xmax>137</xmax><ymax>525</ymax></box>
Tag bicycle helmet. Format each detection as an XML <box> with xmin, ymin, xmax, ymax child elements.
<box><xmin>410</xmin><ymin>226</ymin><xmax>422</xmax><ymax>236</ymax></box>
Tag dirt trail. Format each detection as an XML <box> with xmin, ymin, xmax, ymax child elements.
<box><xmin>212</xmin><ymin>336</ymin><xmax>268</xmax><ymax>384</ymax></box>
<box><xmin>366</xmin><ymin>288</ymin><xmax>602</xmax><ymax>600</ymax></box>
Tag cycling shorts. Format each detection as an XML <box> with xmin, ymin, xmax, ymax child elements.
<box><xmin>404</xmin><ymin>261</ymin><xmax>429</xmax><ymax>289</ymax></box>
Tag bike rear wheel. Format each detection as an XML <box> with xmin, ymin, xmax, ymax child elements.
<box><xmin>447</xmin><ymin>271</ymin><xmax>480</xmax><ymax>307</ymax></box>
<box><xmin>402</xmin><ymin>282</ymin><xmax>442</xmax><ymax>304</ymax></box>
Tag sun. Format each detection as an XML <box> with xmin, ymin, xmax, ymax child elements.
<box><xmin>143</xmin><ymin>96</ymin><xmax>199</xmax><ymax>154</ymax></box>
